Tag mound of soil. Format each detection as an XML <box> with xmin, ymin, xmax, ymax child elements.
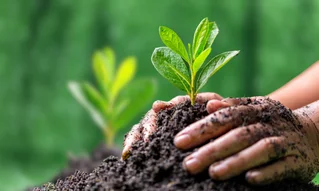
<box><xmin>34</xmin><ymin>101</ymin><xmax>317</xmax><ymax>191</ymax></box>
<box><xmin>28</xmin><ymin>143</ymin><xmax>120</xmax><ymax>191</ymax></box>
<box><xmin>52</xmin><ymin>143</ymin><xmax>121</xmax><ymax>182</ymax></box>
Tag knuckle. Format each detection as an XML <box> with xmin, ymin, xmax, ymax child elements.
<box><xmin>261</xmin><ymin>137</ymin><xmax>283</xmax><ymax>153</ymax></box>
<box><xmin>173</xmin><ymin>96</ymin><xmax>187</xmax><ymax>102</ymax></box>
<box><xmin>262</xmin><ymin>138</ymin><xmax>275</xmax><ymax>150</ymax></box>
<box><xmin>153</xmin><ymin>100</ymin><xmax>161</xmax><ymax>104</ymax></box>
<box><xmin>132</xmin><ymin>124</ymin><xmax>139</xmax><ymax>129</ymax></box>
<box><xmin>208</xmin><ymin>93</ymin><xmax>223</xmax><ymax>100</ymax></box>
<box><xmin>200</xmin><ymin>145</ymin><xmax>216</xmax><ymax>160</ymax></box>
<box><xmin>210</xmin><ymin>93</ymin><xmax>221</xmax><ymax>99</ymax></box>
<box><xmin>235</xmin><ymin>128</ymin><xmax>252</xmax><ymax>142</ymax></box>
<box><xmin>234</xmin><ymin>155</ymin><xmax>247</xmax><ymax>167</ymax></box>
<box><xmin>175</xmin><ymin>95</ymin><xmax>183</xmax><ymax>100</ymax></box>
<box><xmin>234</xmin><ymin>127</ymin><xmax>246</xmax><ymax>137</ymax></box>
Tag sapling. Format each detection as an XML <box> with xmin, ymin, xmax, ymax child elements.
<box><xmin>152</xmin><ymin>18</ymin><xmax>239</xmax><ymax>105</ymax></box>
<box><xmin>68</xmin><ymin>47</ymin><xmax>156</xmax><ymax>146</ymax></box>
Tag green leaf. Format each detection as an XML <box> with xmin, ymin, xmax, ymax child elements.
<box><xmin>205</xmin><ymin>22</ymin><xmax>219</xmax><ymax>50</ymax></box>
<box><xmin>111</xmin><ymin>57</ymin><xmax>136</xmax><ymax>100</ymax></box>
<box><xmin>68</xmin><ymin>81</ymin><xmax>106</xmax><ymax>129</ymax></box>
<box><xmin>92</xmin><ymin>47</ymin><xmax>115</xmax><ymax>94</ymax></box>
<box><xmin>159</xmin><ymin>26</ymin><xmax>189</xmax><ymax>63</ymax></box>
<box><xmin>188</xmin><ymin>43</ymin><xmax>192</xmax><ymax>60</ymax></box>
<box><xmin>151</xmin><ymin>47</ymin><xmax>191</xmax><ymax>93</ymax></box>
<box><xmin>82</xmin><ymin>82</ymin><xmax>108</xmax><ymax>115</ymax></box>
<box><xmin>113</xmin><ymin>79</ymin><xmax>157</xmax><ymax>130</ymax></box>
<box><xmin>113</xmin><ymin>99</ymin><xmax>129</xmax><ymax>119</ymax></box>
<box><xmin>192</xmin><ymin>18</ymin><xmax>212</xmax><ymax>58</ymax></box>
<box><xmin>196</xmin><ymin>51</ymin><xmax>240</xmax><ymax>92</ymax></box>
<box><xmin>193</xmin><ymin>47</ymin><xmax>211</xmax><ymax>74</ymax></box>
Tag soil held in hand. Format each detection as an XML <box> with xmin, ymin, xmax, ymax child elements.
<box><xmin>35</xmin><ymin>101</ymin><xmax>317</xmax><ymax>191</ymax></box>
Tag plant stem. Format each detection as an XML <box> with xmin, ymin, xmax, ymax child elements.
<box><xmin>190</xmin><ymin>92</ymin><xmax>195</xmax><ymax>105</ymax></box>
<box><xmin>190</xmin><ymin>72</ymin><xmax>196</xmax><ymax>105</ymax></box>
<box><xmin>104</xmin><ymin>127</ymin><xmax>115</xmax><ymax>146</ymax></box>
<box><xmin>104</xmin><ymin>96</ymin><xmax>116</xmax><ymax>146</ymax></box>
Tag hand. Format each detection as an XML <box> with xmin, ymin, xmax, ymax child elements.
<box><xmin>174</xmin><ymin>97</ymin><xmax>319</xmax><ymax>184</ymax></box>
<box><xmin>122</xmin><ymin>92</ymin><xmax>224</xmax><ymax>159</ymax></box>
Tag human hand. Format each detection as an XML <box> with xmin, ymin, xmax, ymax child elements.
<box><xmin>122</xmin><ymin>93</ymin><xmax>224</xmax><ymax>159</ymax></box>
<box><xmin>174</xmin><ymin>97</ymin><xmax>319</xmax><ymax>184</ymax></box>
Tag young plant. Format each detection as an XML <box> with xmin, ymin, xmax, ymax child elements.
<box><xmin>152</xmin><ymin>18</ymin><xmax>240</xmax><ymax>105</ymax></box>
<box><xmin>68</xmin><ymin>47</ymin><xmax>156</xmax><ymax>146</ymax></box>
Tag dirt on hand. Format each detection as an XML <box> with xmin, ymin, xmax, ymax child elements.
<box><xmin>34</xmin><ymin>101</ymin><xmax>317</xmax><ymax>191</ymax></box>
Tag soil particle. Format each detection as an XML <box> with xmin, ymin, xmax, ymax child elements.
<box><xmin>34</xmin><ymin>101</ymin><xmax>317</xmax><ymax>191</ymax></box>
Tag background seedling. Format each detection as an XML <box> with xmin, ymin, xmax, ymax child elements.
<box><xmin>152</xmin><ymin>18</ymin><xmax>239</xmax><ymax>105</ymax></box>
<box><xmin>68</xmin><ymin>47</ymin><xmax>156</xmax><ymax>146</ymax></box>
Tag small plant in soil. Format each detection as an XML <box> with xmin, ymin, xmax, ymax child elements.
<box><xmin>34</xmin><ymin>19</ymin><xmax>317</xmax><ymax>191</ymax></box>
<box><xmin>68</xmin><ymin>47</ymin><xmax>156</xmax><ymax>146</ymax></box>
<box><xmin>152</xmin><ymin>17</ymin><xmax>239</xmax><ymax>105</ymax></box>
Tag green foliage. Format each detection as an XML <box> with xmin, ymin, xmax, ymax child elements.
<box><xmin>152</xmin><ymin>18</ymin><xmax>240</xmax><ymax>104</ymax></box>
<box><xmin>1</xmin><ymin>1</ymin><xmax>318</xmax><ymax>190</ymax></box>
<box><xmin>68</xmin><ymin>47</ymin><xmax>157</xmax><ymax>146</ymax></box>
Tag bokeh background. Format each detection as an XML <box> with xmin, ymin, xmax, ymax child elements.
<box><xmin>1</xmin><ymin>0</ymin><xmax>319</xmax><ymax>190</ymax></box>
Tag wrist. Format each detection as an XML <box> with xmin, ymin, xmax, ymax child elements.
<box><xmin>295</xmin><ymin>100</ymin><xmax>319</xmax><ymax>126</ymax></box>
<box><xmin>294</xmin><ymin>101</ymin><xmax>319</xmax><ymax>157</ymax></box>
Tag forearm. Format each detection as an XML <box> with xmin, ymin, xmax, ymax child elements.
<box><xmin>268</xmin><ymin>61</ymin><xmax>319</xmax><ymax>110</ymax></box>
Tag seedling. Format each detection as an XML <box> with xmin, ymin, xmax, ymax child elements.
<box><xmin>152</xmin><ymin>18</ymin><xmax>239</xmax><ymax>105</ymax></box>
<box><xmin>68</xmin><ymin>47</ymin><xmax>156</xmax><ymax>146</ymax></box>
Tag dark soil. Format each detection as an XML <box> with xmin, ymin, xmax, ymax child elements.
<box><xmin>29</xmin><ymin>143</ymin><xmax>121</xmax><ymax>190</ymax></box>
<box><xmin>34</xmin><ymin>101</ymin><xmax>318</xmax><ymax>191</ymax></box>
<box><xmin>52</xmin><ymin>143</ymin><xmax>121</xmax><ymax>182</ymax></box>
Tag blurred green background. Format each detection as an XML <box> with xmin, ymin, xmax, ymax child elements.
<box><xmin>1</xmin><ymin>0</ymin><xmax>319</xmax><ymax>190</ymax></box>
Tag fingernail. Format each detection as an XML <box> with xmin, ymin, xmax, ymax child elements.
<box><xmin>209</xmin><ymin>164</ymin><xmax>227</xmax><ymax>180</ymax></box>
<box><xmin>174</xmin><ymin>134</ymin><xmax>191</xmax><ymax>148</ymax></box>
<box><xmin>121</xmin><ymin>149</ymin><xmax>130</xmax><ymax>160</ymax></box>
<box><xmin>245</xmin><ymin>171</ymin><xmax>260</xmax><ymax>184</ymax></box>
<box><xmin>183</xmin><ymin>158</ymin><xmax>201</xmax><ymax>174</ymax></box>
<box><xmin>246</xmin><ymin>171</ymin><xmax>259</xmax><ymax>178</ymax></box>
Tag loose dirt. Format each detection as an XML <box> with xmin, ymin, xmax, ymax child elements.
<box><xmin>34</xmin><ymin>101</ymin><xmax>317</xmax><ymax>191</ymax></box>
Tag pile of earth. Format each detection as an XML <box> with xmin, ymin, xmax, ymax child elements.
<box><xmin>34</xmin><ymin>101</ymin><xmax>317</xmax><ymax>191</ymax></box>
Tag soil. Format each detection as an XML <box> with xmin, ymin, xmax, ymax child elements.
<box><xmin>34</xmin><ymin>101</ymin><xmax>318</xmax><ymax>191</ymax></box>
<box><xmin>52</xmin><ymin>143</ymin><xmax>121</xmax><ymax>182</ymax></box>
<box><xmin>28</xmin><ymin>143</ymin><xmax>121</xmax><ymax>190</ymax></box>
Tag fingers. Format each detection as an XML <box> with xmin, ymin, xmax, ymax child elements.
<box><xmin>141</xmin><ymin>110</ymin><xmax>157</xmax><ymax>141</ymax></box>
<box><xmin>123</xmin><ymin>93</ymin><xmax>223</xmax><ymax>159</ymax></box>
<box><xmin>174</xmin><ymin>102</ymin><xmax>274</xmax><ymax>150</ymax></box>
<box><xmin>183</xmin><ymin>123</ymin><xmax>276</xmax><ymax>174</ymax></box>
<box><xmin>153</xmin><ymin>93</ymin><xmax>223</xmax><ymax>113</ymax></box>
<box><xmin>122</xmin><ymin>124</ymin><xmax>142</xmax><ymax>160</ymax></box>
<box><xmin>205</xmin><ymin>96</ymin><xmax>267</xmax><ymax>114</ymax></box>
<box><xmin>222</xmin><ymin>96</ymin><xmax>268</xmax><ymax>106</ymax></box>
<box><xmin>152</xmin><ymin>96</ymin><xmax>190</xmax><ymax>113</ymax></box>
<box><xmin>196</xmin><ymin>92</ymin><xmax>223</xmax><ymax>103</ymax></box>
<box><xmin>206</xmin><ymin>100</ymin><xmax>231</xmax><ymax>114</ymax></box>
<box><xmin>122</xmin><ymin>109</ymin><xmax>157</xmax><ymax>160</ymax></box>
<box><xmin>208</xmin><ymin>136</ymin><xmax>293</xmax><ymax>180</ymax></box>
<box><xmin>152</xmin><ymin>100</ymin><xmax>174</xmax><ymax>113</ymax></box>
<box><xmin>246</xmin><ymin>156</ymin><xmax>304</xmax><ymax>185</ymax></box>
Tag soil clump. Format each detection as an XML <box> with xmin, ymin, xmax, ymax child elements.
<box><xmin>34</xmin><ymin>101</ymin><xmax>317</xmax><ymax>191</ymax></box>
